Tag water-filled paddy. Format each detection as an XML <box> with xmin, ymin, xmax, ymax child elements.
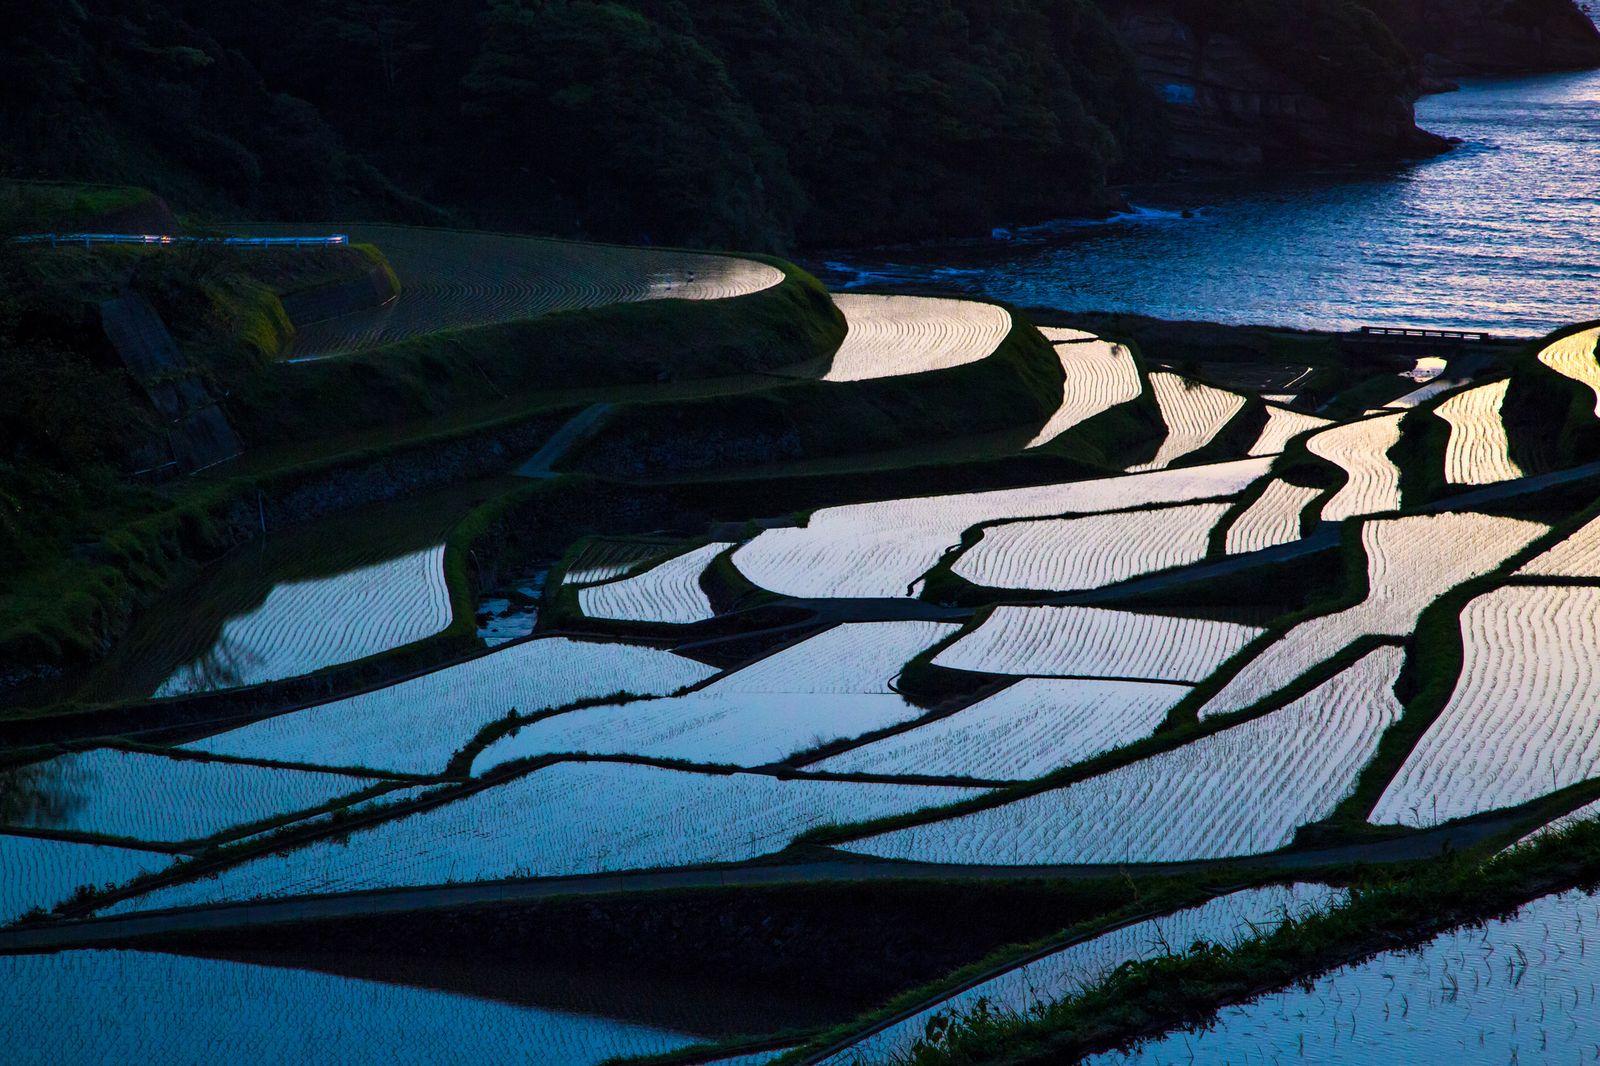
<box><xmin>105</xmin><ymin>763</ymin><xmax>982</xmax><ymax>913</ymax></box>
<box><xmin>63</xmin><ymin>488</ymin><xmax>487</xmax><ymax>706</ymax></box>
<box><xmin>824</xmin><ymin>883</ymin><xmax>1344</xmax><ymax>1065</ymax></box>
<box><xmin>1090</xmin><ymin>887</ymin><xmax>1600</xmax><ymax>1065</ymax></box>
<box><xmin>187</xmin><ymin>636</ymin><xmax>717</xmax><ymax>775</ymax></box>
<box><xmin>845</xmin><ymin>647</ymin><xmax>1404</xmax><ymax>865</ymax></box>
<box><xmin>0</xmin><ymin>949</ymin><xmax>704</xmax><ymax>1065</ymax></box>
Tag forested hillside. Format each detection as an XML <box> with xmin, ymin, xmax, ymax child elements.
<box><xmin>3</xmin><ymin>0</ymin><xmax>1595</xmax><ymax>249</ymax></box>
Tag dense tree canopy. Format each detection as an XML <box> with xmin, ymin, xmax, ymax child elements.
<box><xmin>0</xmin><ymin>0</ymin><xmax>1442</xmax><ymax>248</ymax></box>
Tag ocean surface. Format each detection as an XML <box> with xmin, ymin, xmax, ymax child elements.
<box><xmin>818</xmin><ymin>69</ymin><xmax>1600</xmax><ymax>336</ymax></box>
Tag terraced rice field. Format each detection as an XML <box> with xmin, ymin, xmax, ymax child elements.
<box><xmin>1127</xmin><ymin>373</ymin><xmax>1247</xmax><ymax>472</ymax></box>
<box><xmin>285</xmin><ymin>225</ymin><xmax>785</xmax><ymax>359</ymax></box>
<box><xmin>730</xmin><ymin>458</ymin><xmax>1272</xmax><ymax>599</ymax></box>
<box><xmin>1246</xmin><ymin>405</ymin><xmax>1331</xmax><ymax>457</ymax></box>
<box><xmin>186</xmin><ymin>638</ymin><xmax>717</xmax><ymax>775</ymax></box>
<box><xmin>106</xmin><ymin>763</ymin><xmax>981</xmax><ymax>912</ymax></box>
<box><xmin>1027</xmin><ymin>340</ymin><xmax>1143</xmax><ymax>448</ymax></box>
<box><xmin>715</xmin><ymin>621</ymin><xmax>959</xmax><ymax>693</ymax></box>
<box><xmin>1537</xmin><ymin>325</ymin><xmax>1600</xmax><ymax>416</ymax></box>
<box><xmin>564</xmin><ymin>538</ymin><xmax>676</xmax><ymax>585</ymax></box>
<box><xmin>1088</xmin><ymin>888</ymin><xmax>1600</xmax><ymax>1066</ymax></box>
<box><xmin>1517</xmin><ymin>512</ymin><xmax>1600</xmax><ymax>576</ymax></box>
<box><xmin>1372</xmin><ymin>585</ymin><xmax>1600</xmax><ymax>826</ymax></box>
<box><xmin>823</xmin><ymin>884</ymin><xmax>1345</xmax><ymax>1066</ymax></box>
<box><xmin>153</xmin><ymin>545</ymin><xmax>452</xmax><ymax>698</ymax></box>
<box><xmin>933</xmin><ymin>606</ymin><xmax>1262</xmax><ymax>682</ymax></box>
<box><xmin>845</xmin><ymin>646</ymin><xmax>1404</xmax><ymax>865</ymax></box>
<box><xmin>949</xmin><ymin>503</ymin><xmax>1231</xmax><ymax>592</ymax></box>
<box><xmin>1383</xmin><ymin>375</ymin><xmax>1470</xmax><ymax>410</ymax></box>
<box><xmin>1222</xmin><ymin>480</ymin><xmax>1323</xmax><ymax>554</ymax></box>
<box><xmin>0</xmin><ymin>749</ymin><xmax>375</xmax><ymax>844</ymax></box>
<box><xmin>1305</xmin><ymin>413</ymin><xmax>1405</xmax><ymax>521</ymax></box>
<box><xmin>1512</xmin><ymin>795</ymin><xmax>1600</xmax><ymax>850</ymax></box>
<box><xmin>1038</xmin><ymin>326</ymin><xmax>1099</xmax><ymax>343</ymax></box>
<box><xmin>0</xmin><ymin>949</ymin><xmax>702</xmax><ymax>1065</ymax></box>
<box><xmin>470</xmin><ymin>621</ymin><xmax>955</xmax><ymax>772</ymax></box>
<box><xmin>807</xmin><ymin>678</ymin><xmax>1189</xmax><ymax>781</ymax></box>
<box><xmin>470</xmin><ymin>692</ymin><xmax>924</xmax><ymax>772</ymax></box>
<box><xmin>1435</xmin><ymin>379</ymin><xmax>1524</xmax><ymax>485</ymax></box>
<box><xmin>577</xmin><ymin>542</ymin><xmax>730</xmax><ymax>624</ymax></box>
<box><xmin>821</xmin><ymin>294</ymin><xmax>1012</xmax><ymax>381</ymax></box>
<box><xmin>1199</xmin><ymin>512</ymin><xmax>1545</xmax><ymax>718</ymax></box>
<box><xmin>0</xmin><ymin>835</ymin><xmax>169</xmax><ymax>925</ymax></box>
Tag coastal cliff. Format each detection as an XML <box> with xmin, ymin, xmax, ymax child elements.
<box><xmin>1110</xmin><ymin>0</ymin><xmax>1448</xmax><ymax>169</ymax></box>
<box><xmin>1101</xmin><ymin>0</ymin><xmax>1600</xmax><ymax>172</ymax></box>
<box><xmin>1367</xmin><ymin>0</ymin><xmax>1600</xmax><ymax>79</ymax></box>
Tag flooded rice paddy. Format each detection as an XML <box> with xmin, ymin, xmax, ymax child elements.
<box><xmin>1091</xmin><ymin>887</ymin><xmax>1600</xmax><ymax>1065</ymax></box>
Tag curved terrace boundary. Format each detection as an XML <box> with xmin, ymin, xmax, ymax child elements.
<box><xmin>0</xmin><ymin>814</ymin><xmax>1513</xmax><ymax>958</ymax></box>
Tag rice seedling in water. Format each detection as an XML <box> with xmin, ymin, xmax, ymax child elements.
<box><xmin>1373</xmin><ymin>584</ymin><xmax>1600</xmax><ymax>826</ymax></box>
<box><xmin>1537</xmin><ymin>325</ymin><xmax>1600</xmax><ymax>416</ymax></box>
<box><xmin>822</xmin><ymin>883</ymin><xmax>1345</xmax><ymax>1065</ymax></box>
<box><xmin>731</xmin><ymin>458</ymin><xmax>1272</xmax><ymax>599</ymax></box>
<box><xmin>821</xmin><ymin>295</ymin><xmax>1011</xmax><ymax>382</ymax></box>
<box><xmin>104</xmin><ymin>763</ymin><xmax>983</xmax><ymax>913</ymax></box>
<box><xmin>1027</xmin><ymin>339</ymin><xmax>1143</xmax><ymax>448</ymax></box>
<box><xmin>714</xmin><ymin>621</ymin><xmax>960</xmax><ymax>693</ymax></box>
<box><xmin>1382</xmin><ymin>375</ymin><xmax>1471</xmax><ymax>410</ymax></box>
<box><xmin>0</xmin><ymin>949</ymin><xmax>702</xmax><ymax>1065</ymax></box>
<box><xmin>1246</xmin><ymin>405</ymin><xmax>1332</xmax><ymax>457</ymax></box>
<box><xmin>1037</xmin><ymin>326</ymin><xmax>1100</xmax><ymax>343</ymax></box>
<box><xmin>577</xmin><ymin>542</ymin><xmax>732</xmax><ymax>624</ymax></box>
<box><xmin>1517</xmin><ymin>511</ymin><xmax>1600</xmax><ymax>577</ymax></box>
<box><xmin>0</xmin><ymin>749</ymin><xmax>377</xmax><ymax>844</ymax></box>
<box><xmin>472</xmin><ymin>621</ymin><xmax>956</xmax><ymax>771</ymax></box>
<box><xmin>0</xmin><ymin>835</ymin><xmax>170</xmax><ymax>925</ymax></box>
<box><xmin>844</xmin><ymin>646</ymin><xmax>1403</xmax><ymax>865</ymax></box>
<box><xmin>1434</xmin><ymin>379</ymin><xmax>1524</xmax><ymax>485</ymax></box>
<box><xmin>1127</xmin><ymin>373</ymin><xmax>1247</xmax><ymax>472</ymax></box>
<box><xmin>153</xmin><ymin>546</ymin><xmax>452</xmax><ymax>698</ymax></box>
<box><xmin>808</xmin><ymin>678</ymin><xmax>1189</xmax><ymax>781</ymax></box>
<box><xmin>1222</xmin><ymin>480</ymin><xmax>1323</xmax><ymax>554</ymax></box>
<box><xmin>1305</xmin><ymin>413</ymin><xmax>1405</xmax><ymax>521</ymax></box>
<box><xmin>934</xmin><ymin>605</ymin><xmax>1262</xmax><ymax>683</ymax></box>
<box><xmin>1199</xmin><ymin>512</ymin><xmax>1545</xmax><ymax>718</ymax></box>
<box><xmin>563</xmin><ymin>538</ymin><xmax>679</xmax><ymax>585</ymax></box>
<box><xmin>950</xmin><ymin>503</ymin><xmax>1231</xmax><ymax>592</ymax></box>
<box><xmin>1085</xmin><ymin>888</ymin><xmax>1600</xmax><ymax>1065</ymax></box>
<box><xmin>471</xmin><ymin>691</ymin><xmax>926</xmax><ymax>773</ymax></box>
<box><xmin>186</xmin><ymin>637</ymin><xmax>717</xmax><ymax>775</ymax></box>
<box><xmin>1508</xmin><ymin>794</ymin><xmax>1600</xmax><ymax>852</ymax></box>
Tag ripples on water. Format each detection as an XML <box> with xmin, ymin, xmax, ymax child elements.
<box><xmin>820</xmin><ymin>70</ymin><xmax>1600</xmax><ymax>335</ymax></box>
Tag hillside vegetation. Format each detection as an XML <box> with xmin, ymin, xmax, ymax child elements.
<box><xmin>3</xmin><ymin>0</ymin><xmax>1539</xmax><ymax>250</ymax></box>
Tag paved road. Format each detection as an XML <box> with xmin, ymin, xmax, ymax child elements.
<box><xmin>0</xmin><ymin>815</ymin><xmax>1511</xmax><ymax>956</ymax></box>
<box><xmin>515</xmin><ymin>402</ymin><xmax>612</xmax><ymax>477</ymax></box>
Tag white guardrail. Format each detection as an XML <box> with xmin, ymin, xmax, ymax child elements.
<box><xmin>11</xmin><ymin>233</ymin><xmax>348</xmax><ymax>247</ymax></box>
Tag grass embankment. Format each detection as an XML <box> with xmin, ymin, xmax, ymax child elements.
<box><xmin>561</xmin><ymin>301</ymin><xmax>1066</xmax><ymax>479</ymax></box>
<box><xmin>0</xmin><ymin>179</ymin><xmax>175</xmax><ymax>234</ymax></box>
<box><xmin>1502</xmin><ymin>318</ymin><xmax>1600</xmax><ymax>472</ymax></box>
<box><xmin>0</xmin><ymin>246</ymin><xmax>842</xmax><ymax>697</ymax></box>
<box><xmin>229</xmin><ymin>254</ymin><xmax>843</xmax><ymax>446</ymax></box>
<box><xmin>845</xmin><ymin>821</ymin><xmax>1600</xmax><ymax>1066</ymax></box>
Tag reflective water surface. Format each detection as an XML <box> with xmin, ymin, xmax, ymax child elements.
<box><xmin>821</xmin><ymin>71</ymin><xmax>1600</xmax><ymax>335</ymax></box>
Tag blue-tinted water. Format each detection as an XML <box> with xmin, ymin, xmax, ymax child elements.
<box><xmin>820</xmin><ymin>70</ymin><xmax>1600</xmax><ymax>336</ymax></box>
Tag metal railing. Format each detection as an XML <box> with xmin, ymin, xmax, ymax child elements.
<box><xmin>10</xmin><ymin>233</ymin><xmax>349</xmax><ymax>248</ymax></box>
<box><xmin>1353</xmin><ymin>325</ymin><xmax>1491</xmax><ymax>342</ymax></box>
